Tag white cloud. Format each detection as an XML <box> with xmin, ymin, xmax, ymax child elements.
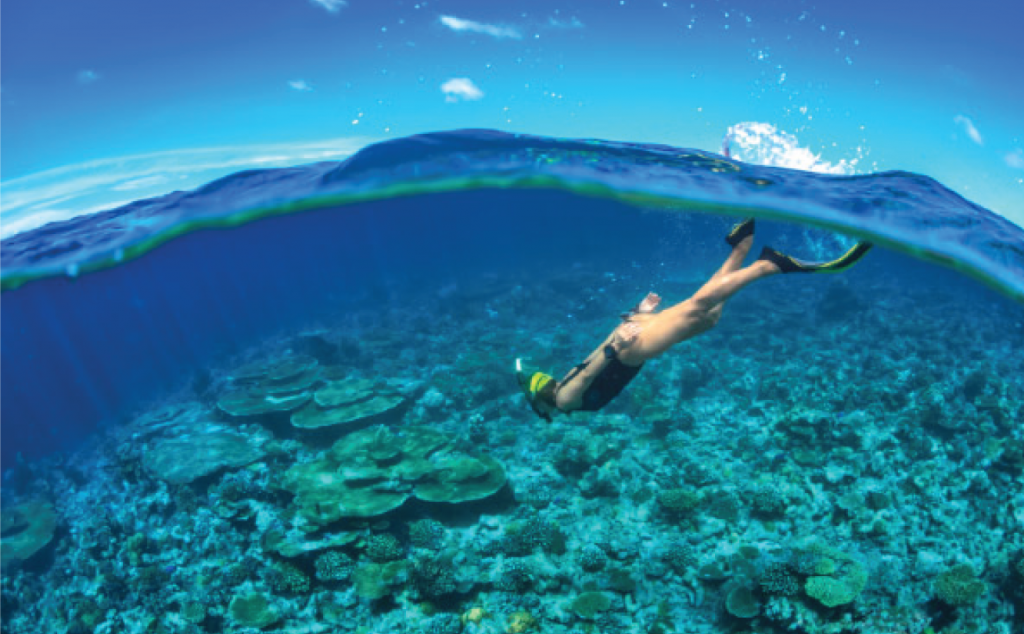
<box><xmin>0</xmin><ymin>137</ymin><xmax>374</xmax><ymax>240</ymax></box>
<box><xmin>288</xmin><ymin>79</ymin><xmax>313</xmax><ymax>92</ymax></box>
<box><xmin>1006</xmin><ymin>149</ymin><xmax>1024</xmax><ymax>170</ymax></box>
<box><xmin>77</xmin><ymin>70</ymin><xmax>99</xmax><ymax>84</ymax></box>
<box><xmin>309</xmin><ymin>0</ymin><xmax>347</xmax><ymax>13</ymax></box>
<box><xmin>954</xmin><ymin>115</ymin><xmax>984</xmax><ymax>146</ymax></box>
<box><xmin>441</xmin><ymin>78</ymin><xmax>484</xmax><ymax>102</ymax></box>
<box><xmin>440</xmin><ymin>15</ymin><xmax>521</xmax><ymax>39</ymax></box>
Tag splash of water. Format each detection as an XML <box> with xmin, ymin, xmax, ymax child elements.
<box><xmin>722</xmin><ymin>122</ymin><xmax>863</xmax><ymax>259</ymax></box>
<box><xmin>722</xmin><ymin>122</ymin><xmax>859</xmax><ymax>175</ymax></box>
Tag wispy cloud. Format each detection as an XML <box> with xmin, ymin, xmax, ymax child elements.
<box><xmin>0</xmin><ymin>138</ymin><xmax>373</xmax><ymax>240</ymax></box>
<box><xmin>441</xmin><ymin>78</ymin><xmax>484</xmax><ymax>103</ymax></box>
<box><xmin>110</xmin><ymin>175</ymin><xmax>171</xmax><ymax>191</ymax></box>
<box><xmin>288</xmin><ymin>79</ymin><xmax>313</xmax><ymax>92</ymax></box>
<box><xmin>77</xmin><ymin>70</ymin><xmax>99</xmax><ymax>84</ymax></box>
<box><xmin>440</xmin><ymin>15</ymin><xmax>521</xmax><ymax>39</ymax></box>
<box><xmin>954</xmin><ymin>115</ymin><xmax>984</xmax><ymax>146</ymax></box>
<box><xmin>547</xmin><ymin>15</ymin><xmax>585</xmax><ymax>29</ymax></box>
<box><xmin>1006</xmin><ymin>149</ymin><xmax>1024</xmax><ymax>170</ymax></box>
<box><xmin>309</xmin><ymin>0</ymin><xmax>347</xmax><ymax>13</ymax></box>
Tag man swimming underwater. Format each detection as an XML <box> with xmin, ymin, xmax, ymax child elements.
<box><xmin>516</xmin><ymin>219</ymin><xmax>872</xmax><ymax>420</ymax></box>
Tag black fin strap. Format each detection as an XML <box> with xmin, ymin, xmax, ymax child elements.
<box><xmin>562</xmin><ymin>361</ymin><xmax>589</xmax><ymax>385</ymax></box>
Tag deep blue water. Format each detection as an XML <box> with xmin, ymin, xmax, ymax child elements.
<box><xmin>2</xmin><ymin>130</ymin><xmax>1023</xmax><ymax>466</ymax></box>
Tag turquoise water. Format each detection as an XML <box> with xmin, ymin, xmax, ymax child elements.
<box><xmin>2</xmin><ymin>130</ymin><xmax>1023</xmax><ymax>633</ymax></box>
<box><xmin>5</xmin><ymin>131</ymin><xmax>1023</xmax><ymax>299</ymax></box>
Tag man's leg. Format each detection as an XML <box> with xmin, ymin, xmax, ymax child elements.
<box><xmin>619</xmin><ymin>258</ymin><xmax>778</xmax><ymax>364</ymax></box>
<box><xmin>708</xmin><ymin>229</ymin><xmax>754</xmax><ymax>282</ymax></box>
<box><xmin>688</xmin><ymin>224</ymin><xmax>754</xmax><ymax>324</ymax></box>
<box><xmin>690</xmin><ymin>258</ymin><xmax>777</xmax><ymax>311</ymax></box>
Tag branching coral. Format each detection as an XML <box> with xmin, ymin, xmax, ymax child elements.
<box><xmin>314</xmin><ymin>551</ymin><xmax>354</xmax><ymax>582</ymax></box>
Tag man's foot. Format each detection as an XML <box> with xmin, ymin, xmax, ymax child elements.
<box><xmin>758</xmin><ymin>242</ymin><xmax>873</xmax><ymax>274</ymax></box>
<box><xmin>726</xmin><ymin>218</ymin><xmax>755</xmax><ymax>247</ymax></box>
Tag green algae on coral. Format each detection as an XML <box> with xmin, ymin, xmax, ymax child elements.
<box><xmin>353</xmin><ymin>561</ymin><xmax>409</xmax><ymax>600</ymax></box>
<box><xmin>231</xmin><ymin>355</ymin><xmax>318</xmax><ymax>385</ymax></box>
<box><xmin>261</xmin><ymin>527</ymin><xmax>359</xmax><ymax>558</ymax></box>
<box><xmin>935</xmin><ymin>563</ymin><xmax>986</xmax><ymax>606</ymax></box>
<box><xmin>315</xmin><ymin>378</ymin><xmax>376</xmax><ymax>407</ymax></box>
<box><xmin>0</xmin><ymin>500</ymin><xmax>58</xmax><ymax>570</ymax></box>
<box><xmin>657</xmin><ymin>487</ymin><xmax>700</xmax><ymax>515</ymax></box>
<box><xmin>414</xmin><ymin>454</ymin><xmax>506</xmax><ymax>504</ymax></box>
<box><xmin>291</xmin><ymin>393</ymin><xmax>405</xmax><ymax>429</ymax></box>
<box><xmin>228</xmin><ymin>592</ymin><xmax>280</xmax><ymax>629</ymax></box>
<box><xmin>572</xmin><ymin>591</ymin><xmax>612</xmax><ymax>620</ymax></box>
<box><xmin>725</xmin><ymin>585</ymin><xmax>760</xmax><ymax>618</ymax></box>
<box><xmin>142</xmin><ymin>424</ymin><xmax>267</xmax><ymax>484</ymax></box>
<box><xmin>801</xmin><ymin>543</ymin><xmax>868</xmax><ymax>608</ymax></box>
<box><xmin>217</xmin><ymin>355</ymin><xmax>321</xmax><ymax>416</ymax></box>
<box><xmin>217</xmin><ymin>389</ymin><xmax>312</xmax><ymax>417</ymax></box>
<box><xmin>280</xmin><ymin>425</ymin><xmax>506</xmax><ymax>524</ymax></box>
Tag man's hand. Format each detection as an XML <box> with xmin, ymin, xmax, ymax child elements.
<box><xmin>638</xmin><ymin>292</ymin><xmax>661</xmax><ymax>313</ymax></box>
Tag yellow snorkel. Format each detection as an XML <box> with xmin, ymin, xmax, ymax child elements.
<box><xmin>515</xmin><ymin>358</ymin><xmax>555</xmax><ymax>422</ymax></box>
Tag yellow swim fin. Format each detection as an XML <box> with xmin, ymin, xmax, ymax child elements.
<box><xmin>759</xmin><ymin>242</ymin><xmax>873</xmax><ymax>274</ymax></box>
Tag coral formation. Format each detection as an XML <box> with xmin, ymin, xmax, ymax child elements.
<box><xmin>228</xmin><ymin>592</ymin><xmax>280</xmax><ymax>629</ymax></box>
<box><xmin>759</xmin><ymin>562</ymin><xmax>800</xmax><ymax>596</ymax></box>
<box><xmin>0</xmin><ymin>500</ymin><xmax>57</xmax><ymax>570</ymax></box>
<box><xmin>281</xmin><ymin>425</ymin><xmax>506</xmax><ymax>524</ymax></box>
<box><xmin>352</xmin><ymin>561</ymin><xmax>409</xmax><ymax>600</ymax></box>
<box><xmin>409</xmin><ymin>518</ymin><xmax>446</xmax><ymax>549</ymax></box>
<box><xmin>365</xmin><ymin>533</ymin><xmax>404</xmax><ymax>562</ymax></box>
<box><xmin>657</xmin><ymin>487</ymin><xmax>700</xmax><ymax>516</ymax></box>
<box><xmin>292</xmin><ymin>376</ymin><xmax>405</xmax><ymax>429</ymax></box>
<box><xmin>579</xmin><ymin>544</ymin><xmax>608</xmax><ymax>572</ymax></box>
<box><xmin>269</xmin><ymin>561</ymin><xmax>311</xmax><ymax>595</ymax></box>
<box><xmin>934</xmin><ymin>563</ymin><xmax>986</xmax><ymax>606</ymax></box>
<box><xmin>217</xmin><ymin>355</ymin><xmax>320</xmax><ymax>416</ymax></box>
<box><xmin>662</xmin><ymin>541</ymin><xmax>698</xmax><ymax>574</ymax></box>
<box><xmin>314</xmin><ymin>550</ymin><xmax>354</xmax><ymax>581</ymax></box>
<box><xmin>797</xmin><ymin>543</ymin><xmax>869</xmax><ymax>608</ymax></box>
<box><xmin>572</xmin><ymin>591</ymin><xmax>612</xmax><ymax>620</ymax></box>
<box><xmin>725</xmin><ymin>585</ymin><xmax>760</xmax><ymax>618</ymax></box>
<box><xmin>411</xmin><ymin>558</ymin><xmax>459</xmax><ymax>599</ymax></box>
<box><xmin>141</xmin><ymin>422</ymin><xmax>268</xmax><ymax>484</ymax></box>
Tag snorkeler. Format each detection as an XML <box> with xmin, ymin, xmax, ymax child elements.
<box><xmin>516</xmin><ymin>219</ymin><xmax>872</xmax><ymax>420</ymax></box>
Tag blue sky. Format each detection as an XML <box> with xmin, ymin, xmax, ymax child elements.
<box><xmin>2</xmin><ymin>0</ymin><xmax>1022</xmax><ymax>236</ymax></box>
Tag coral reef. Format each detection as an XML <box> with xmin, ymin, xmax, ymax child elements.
<box><xmin>3</xmin><ymin>276</ymin><xmax>1022</xmax><ymax>634</ymax></box>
